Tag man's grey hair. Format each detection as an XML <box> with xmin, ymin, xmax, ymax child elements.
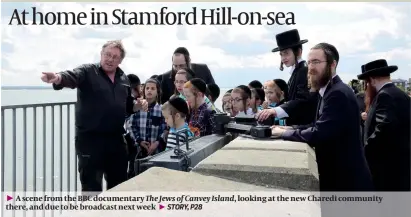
<box><xmin>102</xmin><ymin>40</ymin><xmax>126</xmax><ymax>60</ymax></box>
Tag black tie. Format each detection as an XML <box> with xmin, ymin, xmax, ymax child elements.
<box><xmin>316</xmin><ymin>95</ymin><xmax>324</xmax><ymax>121</ymax></box>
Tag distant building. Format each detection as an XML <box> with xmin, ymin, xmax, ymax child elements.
<box><xmin>392</xmin><ymin>78</ymin><xmax>407</xmax><ymax>89</ymax></box>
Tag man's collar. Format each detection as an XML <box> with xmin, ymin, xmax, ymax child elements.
<box><xmin>289</xmin><ymin>58</ymin><xmax>304</xmax><ymax>75</ymax></box>
<box><xmin>319</xmin><ymin>74</ymin><xmax>338</xmax><ymax>97</ymax></box>
<box><xmin>376</xmin><ymin>81</ymin><xmax>392</xmax><ymax>92</ymax></box>
<box><xmin>97</xmin><ymin>62</ymin><xmax>124</xmax><ymax>76</ymax></box>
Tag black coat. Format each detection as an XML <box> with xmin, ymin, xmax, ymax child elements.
<box><xmin>363</xmin><ymin>83</ymin><xmax>411</xmax><ymax>191</ymax></box>
<box><xmin>282</xmin><ymin>75</ymin><xmax>374</xmax><ymax>191</ymax></box>
<box><xmin>280</xmin><ymin>61</ymin><xmax>317</xmax><ymax>126</ymax></box>
<box><xmin>157</xmin><ymin>63</ymin><xmax>215</xmax><ymax>104</ymax></box>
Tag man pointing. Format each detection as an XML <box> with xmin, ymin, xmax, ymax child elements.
<box><xmin>41</xmin><ymin>40</ymin><xmax>148</xmax><ymax>194</ymax></box>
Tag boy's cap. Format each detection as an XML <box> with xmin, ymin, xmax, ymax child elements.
<box><xmin>169</xmin><ymin>96</ymin><xmax>189</xmax><ymax>115</ymax></box>
<box><xmin>236</xmin><ymin>85</ymin><xmax>252</xmax><ymax>98</ymax></box>
<box><xmin>207</xmin><ymin>83</ymin><xmax>220</xmax><ymax>99</ymax></box>
<box><xmin>127</xmin><ymin>74</ymin><xmax>141</xmax><ymax>88</ymax></box>
<box><xmin>189</xmin><ymin>78</ymin><xmax>207</xmax><ymax>94</ymax></box>
<box><xmin>273</xmin><ymin>79</ymin><xmax>288</xmax><ymax>92</ymax></box>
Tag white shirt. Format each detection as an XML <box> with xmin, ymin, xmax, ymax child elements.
<box><xmin>319</xmin><ymin>74</ymin><xmax>338</xmax><ymax>97</ymax></box>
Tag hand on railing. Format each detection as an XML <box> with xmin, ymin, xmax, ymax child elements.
<box><xmin>41</xmin><ymin>72</ymin><xmax>61</xmax><ymax>84</ymax></box>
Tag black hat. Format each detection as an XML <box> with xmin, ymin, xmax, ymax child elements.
<box><xmin>189</xmin><ymin>78</ymin><xmax>207</xmax><ymax>93</ymax></box>
<box><xmin>274</xmin><ymin>79</ymin><xmax>288</xmax><ymax>92</ymax></box>
<box><xmin>127</xmin><ymin>74</ymin><xmax>141</xmax><ymax>88</ymax></box>
<box><xmin>272</xmin><ymin>29</ymin><xmax>308</xmax><ymax>53</ymax></box>
<box><xmin>357</xmin><ymin>59</ymin><xmax>398</xmax><ymax>80</ymax></box>
<box><xmin>248</xmin><ymin>80</ymin><xmax>263</xmax><ymax>89</ymax></box>
<box><xmin>174</xmin><ymin>47</ymin><xmax>190</xmax><ymax>56</ymax></box>
<box><xmin>236</xmin><ymin>85</ymin><xmax>252</xmax><ymax>98</ymax></box>
<box><xmin>274</xmin><ymin>79</ymin><xmax>289</xmax><ymax>101</ymax></box>
<box><xmin>168</xmin><ymin>96</ymin><xmax>189</xmax><ymax>115</ymax></box>
<box><xmin>206</xmin><ymin>83</ymin><xmax>220</xmax><ymax>100</ymax></box>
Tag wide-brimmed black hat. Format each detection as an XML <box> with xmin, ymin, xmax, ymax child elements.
<box><xmin>272</xmin><ymin>29</ymin><xmax>308</xmax><ymax>53</ymax></box>
<box><xmin>357</xmin><ymin>59</ymin><xmax>398</xmax><ymax>80</ymax></box>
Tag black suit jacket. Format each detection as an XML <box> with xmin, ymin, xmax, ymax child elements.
<box><xmin>282</xmin><ymin>75</ymin><xmax>374</xmax><ymax>191</ymax></box>
<box><xmin>280</xmin><ymin>61</ymin><xmax>317</xmax><ymax>126</ymax></box>
<box><xmin>363</xmin><ymin>83</ymin><xmax>411</xmax><ymax>191</ymax></box>
<box><xmin>157</xmin><ymin>63</ymin><xmax>215</xmax><ymax>104</ymax></box>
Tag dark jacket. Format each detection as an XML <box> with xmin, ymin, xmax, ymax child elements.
<box><xmin>53</xmin><ymin>63</ymin><xmax>134</xmax><ymax>135</ymax></box>
<box><xmin>363</xmin><ymin>83</ymin><xmax>410</xmax><ymax>191</ymax></box>
<box><xmin>157</xmin><ymin>63</ymin><xmax>215</xmax><ymax>104</ymax></box>
<box><xmin>282</xmin><ymin>75</ymin><xmax>374</xmax><ymax>191</ymax></box>
<box><xmin>280</xmin><ymin>61</ymin><xmax>317</xmax><ymax>126</ymax></box>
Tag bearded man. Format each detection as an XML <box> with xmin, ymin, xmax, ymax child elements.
<box><xmin>271</xmin><ymin>43</ymin><xmax>374</xmax><ymax>191</ymax></box>
<box><xmin>157</xmin><ymin>47</ymin><xmax>215</xmax><ymax>104</ymax></box>
<box><xmin>358</xmin><ymin>59</ymin><xmax>410</xmax><ymax>191</ymax></box>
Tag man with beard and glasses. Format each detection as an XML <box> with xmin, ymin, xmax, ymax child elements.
<box><xmin>157</xmin><ymin>47</ymin><xmax>215</xmax><ymax>104</ymax></box>
<box><xmin>357</xmin><ymin>59</ymin><xmax>410</xmax><ymax>191</ymax></box>
<box><xmin>40</xmin><ymin>40</ymin><xmax>148</xmax><ymax>195</ymax></box>
<box><xmin>256</xmin><ymin>29</ymin><xmax>318</xmax><ymax>126</ymax></box>
<box><xmin>271</xmin><ymin>43</ymin><xmax>374</xmax><ymax>192</ymax></box>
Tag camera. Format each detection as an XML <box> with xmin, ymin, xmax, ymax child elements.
<box><xmin>213</xmin><ymin>113</ymin><xmax>272</xmax><ymax>138</ymax></box>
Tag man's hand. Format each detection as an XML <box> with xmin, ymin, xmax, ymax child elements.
<box><xmin>41</xmin><ymin>72</ymin><xmax>61</xmax><ymax>84</ymax></box>
<box><xmin>162</xmin><ymin>130</ymin><xmax>169</xmax><ymax>141</ymax></box>
<box><xmin>361</xmin><ymin>112</ymin><xmax>367</xmax><ymax>121</ymax></box>
<box><xmin>139</xmin><ymin>141</ymin><xmax>150</xmax><ymax>151</ymax></box>
<box><xmin>273</xmin><ymin>125</ymin><xmax>292</xmax><ymax>130</ymax></box>
<box><xmin>133</xmin><ymin>98</ymin><xmax>149</xmax><ymax>112</ymax></box>
<box><xmin>256</xmin><ymin>108</ymin><xmax>277</xmax><ymax>122</ymax></box>
<box><xmin>147</xmin><ymin>141</ymin><xmax>159</xmax><ymax>155</ymax></box>
<box><xmin>270</xmin><ymin>125</ymin><xmax>286</xmax><ymax>137</ymax></box>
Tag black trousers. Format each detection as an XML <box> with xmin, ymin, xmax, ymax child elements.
<box><xmin>75</xmin><ymin>132</ymin><xmax>128</xmax><ymax>195</ymax></box>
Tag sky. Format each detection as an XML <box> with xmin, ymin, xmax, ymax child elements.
<box><xmin>1</xmin><ymin>2</ymin><xmax>411</xmax><ymax>88</ymax></box>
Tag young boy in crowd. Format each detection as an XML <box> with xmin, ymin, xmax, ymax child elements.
<box><xmin>174</xmin><ymin>68</ymin><xmax>216</xmax><ymax>111</ymax></box>
<box><xmin>206</xmin><ymin>83</ymin><xmax>221</xmax><ymax>113</ymax></box>
<box><xmin>262</xmin><ymin>79</ymin><xmax>288</xmax><ymax>108</ymax></box>
<box><xmin>248</xmin><ymin>80</ymin><xmax>263</xmax><ymax>89</ymax></box>
<box><xmin>230</xmin><ymin>85</ymin><xmax>254</xmax><ymax>116</ymax></box>
<box><xmin>222</xmin><ymin>89</ymin><xmax>233</xmax><ymax>116</ymax></box>
<box><xmin>183</xmin><ymin>78</ymin><xmax>216</xmax><ymax>137</ymax></box>
<box><xmin>129</xmin><ymin>78</ymin><xmax>166</xmax><ymax>157</ymax></box>
<box><xmin>261</xmin><ymin>79</ymin><xmax>288</xmax><ymax>125</ymax></box>
<box><xmin>161</xmin><ymin>96</ymin><xmax>194</xmax><ymax>150</ymax></box>
<box><xmin>250</xmin><ymin>88</ymin><xmax>265</xmax><ymax>113</ymax></box>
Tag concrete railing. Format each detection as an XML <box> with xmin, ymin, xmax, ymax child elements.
<box><xmin>57</xmin><ymin>135</ymin><xmax>318</xmax><ymax>217</ymax></box>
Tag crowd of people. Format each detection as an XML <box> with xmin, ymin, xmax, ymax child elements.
<box><xmin>40</xmin><ymin>28</ymin><xmax>410</xmax><ymax>195</ymax></box>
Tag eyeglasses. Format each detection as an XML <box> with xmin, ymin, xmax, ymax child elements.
<box><xmin>103</xmin><ymin>52</ymin><xmax>121</xmax><ymax>61</ymax></box>
<box><xmin>174</xmin><ymin>80</ymin><xmax>187</xmax><ymax>85</ymax></box>
<box><xmin>307</xmin><ymin>60</ymin><xmax>327</xmax><ymax>66</ymax></box>
<box><xmin>230</xmin><ymin>98</ymin><xmax>244</xmax><ymax>103</ymax></box>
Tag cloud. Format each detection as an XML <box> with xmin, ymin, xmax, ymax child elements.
<box><xmin>1</xmin><ymin>2</ymin><xmax>410</xmax><ymax>87</ymax></box>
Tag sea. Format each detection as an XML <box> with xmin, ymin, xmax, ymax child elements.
<box><xmin>1</xmin><ymin>88</ymin><xmax>228</xmax><ymax>193</ymax></box>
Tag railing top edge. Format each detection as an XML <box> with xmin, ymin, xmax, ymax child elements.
<box><xmin>1</xmin><ymin>101</ymin><xmax>76</xmax><ymax>110</ymax></box>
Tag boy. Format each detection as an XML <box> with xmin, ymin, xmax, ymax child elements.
<box><xmin>161</xmin><ymin>96</ymin><xmax>194</xmax><ymax>150</ymax></box>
